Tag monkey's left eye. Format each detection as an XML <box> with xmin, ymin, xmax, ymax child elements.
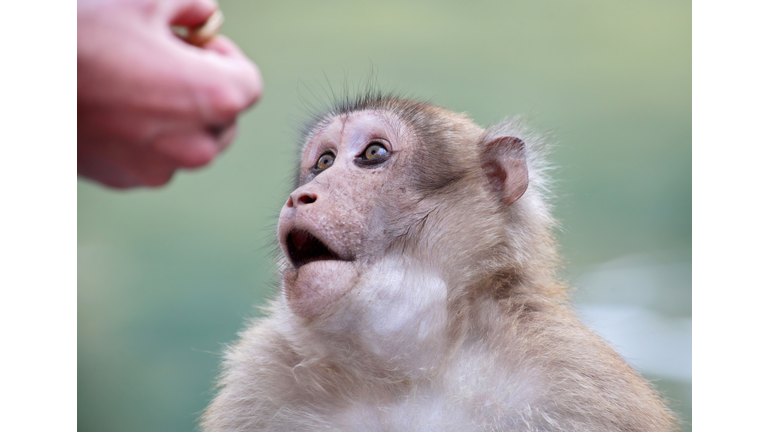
<box><xmin>364</xmin><ymin>143</ymin><xmax>387</xmax><ymax>160</ymax></box>
<box><xmin>357</xmin><ymin>142</ymin><xmax>389</xmax><ymax>166</ymax></box>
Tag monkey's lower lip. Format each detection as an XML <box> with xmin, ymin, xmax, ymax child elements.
<box><xmin>285</xmin><ymin>229</ymin><xmax>348</xmax><ymax>268</ymax></box>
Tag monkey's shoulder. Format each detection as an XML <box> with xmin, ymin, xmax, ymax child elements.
<box><xmin>481</xmin><ymin>308</ymin><xmax>679</xmax><ymax>431</ymax></box>
<box><xmin>204</xmin><ymin>312</ymin><xmax>675</xmax><ymax>432</ymax></box>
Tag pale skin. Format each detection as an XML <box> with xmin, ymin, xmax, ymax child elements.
<box><xmin>278</xmin><ymin>111</ymin><xmax>417</xmax><ymax>319</ymax></box>
<box><xmin>203</xmin><ymin>98</ymin><xmax>678</xmax><ymax>431</ymax></box>
<box><xmin>78</xmin><ymin>0</ymin><xmax>262</xmax><ymax>188</ymax></box>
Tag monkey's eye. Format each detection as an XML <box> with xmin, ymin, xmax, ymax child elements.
<box><xmin>364</xmin><ymin>143</ymin><xmax>387</xmax><ymax>160</ymax></box>
<box><xmin>356</xmin><ymin>142</ymin><xmax>390</xmax><ymax>167</ymax></box>
<box><xmin>314</xmin><ymin>152</ymin><xmax>335</xmax><ymax>171</ymax></box>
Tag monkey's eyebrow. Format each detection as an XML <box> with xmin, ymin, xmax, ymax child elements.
<box><xmin>346</xmin><ymin>129</ymin><xmax>394</xmax><ymax>153</ymax></box>
<box><xmin>346</xmin><ymin>127</ymin><xmax>373</xmax><ymax>144</ymax></box>
<box><xmin>304</xmin><ymin>140</ymin><xmax>338</xmax><ymax>161</ymax></box>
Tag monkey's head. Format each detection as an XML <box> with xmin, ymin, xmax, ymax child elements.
<box><xmin>277</xmin><ymin>96</ymin><xmax>554</xmax><ymax>324</ymax></box>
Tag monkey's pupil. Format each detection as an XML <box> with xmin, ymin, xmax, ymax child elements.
<box><xmin>366</xmin><ymin>144</ymin><xmax>385</xmax><ymax>160</ymax></box>
<box><xmin>317</xmin><ymin>154</ymin><xmax>334</xmax><ymax>169</ymax></box>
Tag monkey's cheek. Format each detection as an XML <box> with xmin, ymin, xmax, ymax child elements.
<box><xmin>283</xmin><ymin>262</ymin><xmax>358</xmax><ymax>320</ymax></box>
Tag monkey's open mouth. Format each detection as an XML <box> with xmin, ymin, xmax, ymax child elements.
<box><xmin>286</xmin><ymin>230</ymin><xmax>343</xmax><ymax>268</ymax></box>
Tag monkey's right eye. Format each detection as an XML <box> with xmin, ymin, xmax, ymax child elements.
<box><xmin>314</xmin><ymin>152</ymin><xmax>335</xmax><ymax>171</ymax></box>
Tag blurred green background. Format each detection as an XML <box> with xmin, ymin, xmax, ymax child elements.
<box><xmin>78</xmin><ymin>0</ymin><xmax>691</xmax><ymax>430</ymax></box>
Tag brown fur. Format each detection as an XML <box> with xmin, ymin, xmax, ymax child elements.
<box><xmin>202</xmin><ymin>94</ymin><xmax>678</xmax><ymax>431</ymax></box>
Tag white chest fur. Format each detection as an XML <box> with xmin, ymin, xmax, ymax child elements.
<box><xmin>276</xmin><ymin>258</ymin><xmax>542</xmax><ymax>430</ymax></box>
<box><xmin>289</xmin><ymin>257</ymin><xmax>451</xmax><ymax>379</ymax></box>
<box><xmin>350</xmin><ymin>259</ymin><xmax>449</xmax><ymax>370</ymax></box>
<box><xmin>319</xmin><ymin>352</ymin><xmax>541</xmax><ymax>432</ymax></box>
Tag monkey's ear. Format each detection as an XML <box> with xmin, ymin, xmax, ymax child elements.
<box><xmin>481</xmin><ymin>136</ymin><xmax>529</xmax><ymax>206</ymax></box>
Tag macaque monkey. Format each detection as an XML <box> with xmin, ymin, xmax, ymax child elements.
<box><xmin>202</xmin><ymin>94</ymin><xmax>677</xmax><ymax>431</ymax></box>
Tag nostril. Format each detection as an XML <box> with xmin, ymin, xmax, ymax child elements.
<box><xmin>297</xmin><ymin>193</ymin><xmax>317</xmax><ymax>205</ymax></box>
<box><xmin>287</xmin><ymin>190</ymin><xmax>318</xmax><ymax>208</ymax></box>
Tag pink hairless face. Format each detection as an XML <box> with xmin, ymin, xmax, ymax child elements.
<box><xmin>277</xmin><ymin>111</ymin><xmax>417</xmax><ymax>319</ymax></box>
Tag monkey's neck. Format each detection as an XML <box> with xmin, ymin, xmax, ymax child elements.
<box><xmin>279</xmin><ymin>257</ymin><xmax>562</xmax><ymax>390</ymax></box>
<box><xmin>280</xmin><ymin>258</ymin><xmax>454</xmax><ymax>382</ymax></box>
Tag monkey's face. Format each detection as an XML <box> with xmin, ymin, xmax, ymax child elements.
<box><xmin>278</xmin><ymin>111</ymin><xmax>421</xmax><ymax>319</ymax></box>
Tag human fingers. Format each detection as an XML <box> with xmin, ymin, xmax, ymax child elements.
<box><xmin>171</xmin><ymin>2</ymin><xmax>224</xmax><ymax>47</ymax></box>
<box><xmin>151</xmin><ymin>124</ymin><xmax>239</xmax><ymax>169</ymax></box>
<box><xmin>78</xmin><ymin>138</ymin><xmax>178</xmax><ymax>189</ymax></box>
<box><xmin>210</xmin><ymin>121</ymin><xmax>238</xmax><ymax>152</ymax></box>
<box><xmin>164</xmin><ymin>0</ymin><xmax>218</xmax><ymax>27</ymax></box>
<box><xmin>200</xmin><ymin>35</ymin><xmax>263</xmax><ymax>111</ymax></box>
<box><xmin>182</xmin><ymin>44</ymin><xmax>263</xmax><ymax>124</ymax></box>
<box><xmin>154</xmin><ymin>132</ymin><xmax>219</xmax><ymax>169</ymax></box>
<box><xmin>202</xmin><ymin>34</ymin><xmax>242</xmax><ymax>57</ymax></box>
<box><xmin>129</xmin><ymin>161</ymin><xmax>177</xmax><ymax>187</ymax></box>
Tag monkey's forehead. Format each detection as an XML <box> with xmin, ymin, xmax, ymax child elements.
<box><xmin>302</xmin><ymin>110</ymin><xmax>416</xmax><ymax>151</ymax></box>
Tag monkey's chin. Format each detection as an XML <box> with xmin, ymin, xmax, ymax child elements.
<box><xmin>282</xmin><ymin>260</ymin><xmax>358</xmax><ymax>320</ymax></box>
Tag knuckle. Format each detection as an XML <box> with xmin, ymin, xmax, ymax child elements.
<box><xmin>205</xmin><ymin>84</ymin><xmax>245</xmax><ymax>120</ymax></box>
<box><xmin>177</xmin><ymin>144</ymin><xmax>218</xmax><ymax>168</ymax></box>
<box><xmin>142</xmin><ymin>170</ymin><xmax>175</xmax><ymax>187</ymax></box>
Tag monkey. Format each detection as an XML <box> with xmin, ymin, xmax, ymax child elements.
<box><xmin>201</xmin><ymin>93</ymin><xmax>678</xmax><ymax>432</ymax></box>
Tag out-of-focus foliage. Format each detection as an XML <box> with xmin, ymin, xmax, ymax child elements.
<box><xmin>78</xmin><ymin>0</ymin><xmax>691</xmax><ymax>430</ymax></box>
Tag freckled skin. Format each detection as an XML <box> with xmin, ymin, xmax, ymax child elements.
<box><xmin>277</xmin><ymin>111</ymin><xmax>420</xmax><ymax>319</ymax></box>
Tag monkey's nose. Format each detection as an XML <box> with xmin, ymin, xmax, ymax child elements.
<box><xmin>286</xmin><ymin>190</ymin><xmax>318</xmax><ymax>208</ymax></box>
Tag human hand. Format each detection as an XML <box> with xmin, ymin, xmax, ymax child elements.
<box><xmin>78</xmin><ymin>0</ymin><xmax>263</xmax><ymax>188</ymax></box>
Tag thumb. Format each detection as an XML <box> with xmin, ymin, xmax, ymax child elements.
<box><xmin>164</xmin><ymin>0</ymin><xmax>219</xmax><ymax>27</ymax></box>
